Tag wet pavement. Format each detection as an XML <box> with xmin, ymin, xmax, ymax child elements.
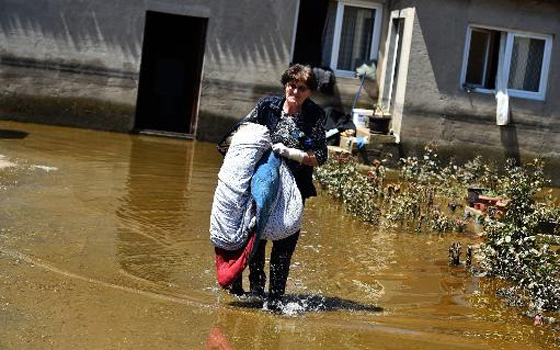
<box><xmin>0</xmin><ymin>120</ymin><xmax>558</xmax><ymax>349</ymax></box>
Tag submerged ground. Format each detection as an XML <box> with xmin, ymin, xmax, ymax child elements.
<box><xmin>0</xmin><ymin>120</ymin><xmax>558</xmax><ymax>349</ymax></box>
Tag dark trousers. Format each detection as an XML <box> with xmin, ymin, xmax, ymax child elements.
<box><xmin>248</xmin><ymin>230</ymin><xmax>300</xmax><ymax>299</ymax></box>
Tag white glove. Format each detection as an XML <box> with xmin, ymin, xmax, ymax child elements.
<box><xmin>272</xmin><ymin>143</ymin><xmax>306</xmax><ymax>163</ymax></box>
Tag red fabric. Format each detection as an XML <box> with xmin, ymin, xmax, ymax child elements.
<box><xmin>214</xmin><ymin>232</ymin><xmax>257</xmax><ymax>288</ymax></box>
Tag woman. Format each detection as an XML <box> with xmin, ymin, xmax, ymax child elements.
<box><xmin>218</xmin><ymin>64</ymin><xmax>328</xmax><ymax>307</ymax></box>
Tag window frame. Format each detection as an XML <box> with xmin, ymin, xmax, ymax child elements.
<box><xmin>463</xmin><ymin>28</ymin><xmax>493</xmax><ymax>89</ymax></box>
<box><xmin>330</xmin><ymin>0</ymin><xmax>383</xmax><ymax>77</ymax></box>
<box><xmin>460</xmin><ymin>25</ymin><xmax>553</xmax><ymax>101</ymax></box>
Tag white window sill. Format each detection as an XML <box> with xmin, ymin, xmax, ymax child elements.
<box><xmin>464</xmin><ymin>87</ymin><xmax>546</xmax><ymax>102</ymax></box>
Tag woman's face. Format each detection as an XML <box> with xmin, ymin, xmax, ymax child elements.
<box><xmin>284</xmin><ymin>80</ymin><xmax>312</xmax><ymax>108</ymax></box>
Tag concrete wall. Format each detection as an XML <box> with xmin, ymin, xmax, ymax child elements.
<box><xmin>0</xmin><ymin>0</ymin><xmax>298</xmax><ymax>138</ymax></box>
<box><xmin>387</xmin><ymin>0</ymin><xmax>560</xmax><ymax>184</ymax></box>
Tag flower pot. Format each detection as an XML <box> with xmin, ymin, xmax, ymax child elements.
<box><xmin>368</xmin><ymin>115</ymin><xmax>391</xmax><ymax>134</ymax></box>
<box><xmin>467</xmin><ymin>188</ymin><xmax>486</xmax><ymax>207</ymax></box>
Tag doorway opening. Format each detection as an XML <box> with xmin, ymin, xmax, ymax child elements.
<box><xmin>135</xmin><ymin>11</ymin><xmax>208</xmax><ymax>137</ymax></box>
<box><xmin>291</xmin><ymin>0</ymin><xmax>329</xmax><ymax>67</ymax></box>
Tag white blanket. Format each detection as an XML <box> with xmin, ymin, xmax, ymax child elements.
<box><xmin>261</xmin><ymin>161</ymin><xmax>303</xmax><ymax>241</ymax></box>
<box><xmin>209</xmin><ymin>123</ymin><xmax>303</xmax><ymax>250</ymax></box>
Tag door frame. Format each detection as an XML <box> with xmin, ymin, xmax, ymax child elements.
<box><xmin>378</xmin><ymin>7</ymin><xmax>415</xmax><ymax>142</ymax></box>
<box><xmin>134</xmin><ymin>7</ymin><xmax>209</xmax><ymax>138</ymax></box>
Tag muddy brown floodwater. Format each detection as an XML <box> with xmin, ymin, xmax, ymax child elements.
<box><xmin>0</xmin><ymin>120</ymin><xmax>558</xmax><ymax>349</ymax></box>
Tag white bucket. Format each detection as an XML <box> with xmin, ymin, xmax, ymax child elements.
<box><xmin>352</xmin><ymin>108</ymin><xmax>373</xmax><ymax>128</ymax></box>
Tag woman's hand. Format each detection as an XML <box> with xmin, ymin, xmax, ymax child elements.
<box><xmin>272</xmin><ymin>143</ymin><xmax>318</xmax><ymax>166</ymax></box>
<box><xmin>272</xmin><ymin>143</ymin><xmax>305</xmax><ymax>163</ymax></box>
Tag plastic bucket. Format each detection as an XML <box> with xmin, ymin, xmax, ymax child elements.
<box><xmin>352</xmin><ymin>108</ymin><xmax>373</xmax><ymax>128</ymax></box>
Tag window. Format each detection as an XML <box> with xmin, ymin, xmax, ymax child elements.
<box><xmin>464</xmin><ymin>29</ymin><xmax>500</xmax><ymax>90</ymax></box>
<box><xmin>461</xmin><ymin>26</ymin><xmax>552</xmax><ymax>100</ymax></box>
<box><xmin>328</xmin><ymin>1</ymin><xmax>383</xmax><ymax>76</ymax></box>
<box><xmin>508</xmin><ymin>36</ymin><xmax>546</xmax><ymax>92</ymax></box>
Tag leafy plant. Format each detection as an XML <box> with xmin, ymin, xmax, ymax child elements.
<box><xmin>478</xmin><ymin>159</ymin><xmax>560</xmax><ymax>312</ymax></box>
<box><xmin>316</xmin><ymin>144</ymin><xmax>470</xmax><ymax>233</ymax></box>
<box><xmin>315</xmin><ymin>149</ymin><xmax>560</xmax><ymax>313</ymax></box>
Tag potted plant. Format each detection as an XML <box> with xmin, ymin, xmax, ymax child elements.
<box><xmin>368</xmin><ymin>103</ymin><xmax>391</xmax><ymax>134</ymax></box>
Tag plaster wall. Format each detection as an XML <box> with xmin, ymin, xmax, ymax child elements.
<box><xmin>388</xmin><ymin>0</ymin><xmax>560</xmax><ymax>183</ymax></box>
<box><xmin>0</xmin><ymin>0</ymin><xmax>297</xmax><ymax>138</ymax></box>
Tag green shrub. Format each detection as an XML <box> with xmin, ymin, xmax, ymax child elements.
<box><xmin>315</xmin><ymin>149</ymin><xmax>560</xmax><ymax>313</ymax></box>
<box><xmin>478</xmin><ymin>159</ymin><xmax>560</xmax><ymax>312</ymax></box>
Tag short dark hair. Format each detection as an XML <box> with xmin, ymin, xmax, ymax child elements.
<box><xmin>281</xmin><ymin>64</ymin><xmax>318</xmax><ymax>91</ymax></box>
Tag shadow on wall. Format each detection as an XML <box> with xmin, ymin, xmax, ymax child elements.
<box><xmin>499</xmin><ymin>117</ymin><xmax>521</xmax><ymax>165</ymax></box>
<box><xmin>2</xmin><ymin>1</ymin><xmax>296</xmax><ymax>140</ymax></box>
<box><xmin>1</xmin><ymin>1</ymin><xmax>293</xmax><ymax>70</ymax></box>
<box><xmin>412</xmin><ymin>1</ymin><xmax>471</xmax><ymax>96</ymax></box>
<box><xmin>0</xmin><ymin>2</ymin><xmax>143</xmax><ymax>65</ymax></box>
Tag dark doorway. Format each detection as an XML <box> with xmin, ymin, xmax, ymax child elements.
<box><xmin>292</xmin><ymin>0</ymin><xmax>329</xmax><ymax>66</ymax></box>
<box><xmin>135</xmin><ymin>11</ymin><xmax>208</xmax><ymax>136</ymax></box>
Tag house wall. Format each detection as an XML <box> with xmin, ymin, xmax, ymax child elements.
<box><xmin>0</xmin><ymin>0</ymin><xmax>297</xmax><ymax>139</ymax></box>
<box><xmin>388</xmin><ymin>0</ymin><xmax>560</xmax><ymax>184</ymax></box>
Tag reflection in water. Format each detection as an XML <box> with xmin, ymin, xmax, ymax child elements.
<box><xmin>0</xmin><ymin>129</ymin><xmax>29</xmax><ymax>139</ymax></box>
<box><xmin>116</xmin><ymin>136</ymin><xmax>195</xmax><ymax>283</ymax></box>
<box><xmin>206</xmin><ymin>327</ymin><xmax>235</xmax><ymax>350</ymax></box>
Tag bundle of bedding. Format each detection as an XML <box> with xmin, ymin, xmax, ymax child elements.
<box><xmin>209</xmin><ymin>123</ymin><xmax>303</xmax><ymax>288</ymax></box>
